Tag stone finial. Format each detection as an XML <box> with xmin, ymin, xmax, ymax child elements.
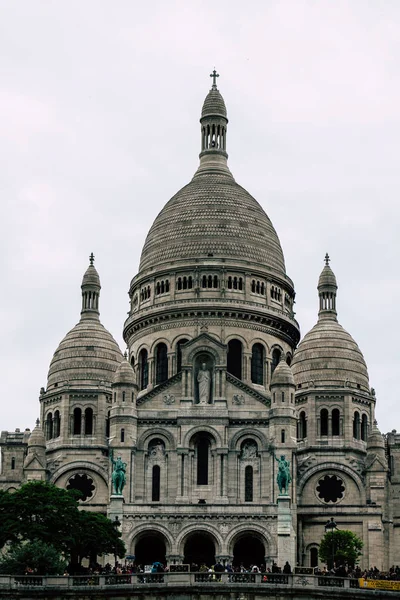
<box><xmin>124</xmin><ymin>350</ymin><xmax>128</xmax><ymax>360</ymax></box>
<box><xmin>36</xmin><ymin>418</ymin><xmax>40</xmax><ymax>427</ymax></box>
<box><xmin>210</xmin><ymin>68</ymin><xmax>219</xmax><ymax>89</ymax></box>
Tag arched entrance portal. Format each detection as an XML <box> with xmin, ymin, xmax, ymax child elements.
<box><xmin>184</xmin><ymin>532</ymin><xmax>216</xmax><ymax>568</ymax></box>
<box><xmin>233</xmin><ymin>535</ymin><xmax>265</xmax><ymax>569</ymax></box>
<box><xmin>134</xmin><ymin>533</ymin><xmax>167</xmax><ymax>568</ymax></box>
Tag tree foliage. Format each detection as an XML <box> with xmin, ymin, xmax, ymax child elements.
<box><xmin>0</xmin><ymin>482</ymin><xmax>125</xmax><ymax>572</ymax></box>
<box><xmin>0</xmin><ymin>540</ymin><xmax>66</xmax><ymax>576</ymax></box>
<box><xmin>319</xmin><ymin>529</ymin><xmax>363</xmax><ymax>568</ymax></box>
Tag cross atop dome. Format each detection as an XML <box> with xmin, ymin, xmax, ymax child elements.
<box><xmin>210</xmin><ymin>68</ymin><xmax>219</xmax><ymax>89</ymax></box>
<box><xmin>324</xmin><ymin>253</ymin><xmax>330</xmax><ymax>266</ymax></box>
<box><xmin>89</xmin><ymin>252</ymin><xmax>95</xmax><ymax>266</ymax></box>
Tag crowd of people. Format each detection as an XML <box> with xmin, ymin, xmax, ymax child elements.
<box><xmin>67</xmin><ymin>561</ymin><xmax>400</xmax><ymax>582</ymax></box>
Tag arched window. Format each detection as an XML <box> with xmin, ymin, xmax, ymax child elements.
<box><xmin>213</xmin><ymin>275</ymin><xmax>219</xmax><ymax>288</ymax></box>
<box><xmin>251</xmin><ymin>280</ymin><xmax>256</xmax><ymax>293</ymax></box>
<box><xmin>155</xmin><ymin>343</ymin><xmax>168</xmax><ymax>384</ymax></box>
<box><xmin>299</xmin><ymin>411</ymin><xmax>307</xmax><ymax>440</ymax></box>
<box><xmin>227</xmin><ymin>339</ymin><xmax>242</xmax><ymax>380</ymax></box>
<box><xmin>271</xmin><ymin>348</ymin><xmax>281</xmax><ymax>375</ymax></box>
<box><xmin>245</xmin><ymin>465</ymin><xmax>253</xmax><ymax>502</ymax></box>
<box><xmin>73</xmin><ymin>408</ymin><xmax>81</xmax><ymax>435</ymax></box>
<box><xmin>361</xmin><ymin>414</ymin><xmax>368</xmax><ymax>441</ymax></box>
<box><xmin>188</xmin><ymin>276</ymin><xmax>193</xmax><ymax>289</ymax></box>
<box><xmin>197</xmin><ymin>436</ymin><xmax>210</xmax><ymax>485</ymax></box>
<box><xmin>152</xmin><ymin>465</ymin><xmax>161</xmax><ymax>501</ymax></box>
<box><xmin>46</xmin><ymin>412</ymin><xmax>53</xmax><ymax>440</ymax></box>
<box><xmin>53</xmin><ymin>411</ymin><xmax>60</xmax><ymax>438</ymax></box>
<box><xmin>281</xmin><ymin>429</ymin><xmax>286</xmax><ymax>443</ymax></box>
<box><xmin>251</xmin><ymin>343</ymin><xmax>264</xmax><ymax>385</ymax></box>
<box><xmin>120</xmin><ymin>428</ymin><xmax>125</xmax><ymax>443</ymax></box>
<box><xmin>332</xmin><ymin>409</ymin><xmax>340</xmax><ymax>436</ymax></box>
<box><xmin>176</xmin><ymin>339</ymin><xmax>189</xmax><ymax>373</ymax></box>
<box><xmin>310</xmin><ymin>547</ymin><xmax>319</xmax><ymax>568</ymax></box>
<box><xmin>320</xmin><ymin>409</ymin><xmax>328</xmax><ymax>436</ymax></box>
<box><xmin>84</xmin><ymin>408</ymin><xmax>93</xmax><ymax>435</ymax></box>
<box><xmin>353</xmin><ymin>411</ymin><xmax>360</xmax><ymax>439</ymax></box>
<box><xmin>286</xmin><ymin>355</ymin><xmax>292</xmax><ymax>366</ymax></box>
<box><xmin>139</xmin><ymin>349</ymin><xmax>148</xmax><ymax>390</ymax></box>
<box><xmin>202</xmin><ymin>275</ymin><xmax>207</xmax><ymax>288</ymax></box>
<box><xmin>130</xmin><ymin>355</ymin><xmax>135</xmax><ymax>368</ymax></box>
<box><xmin>11</xmin><ymin>457</ymin><xmax>15</xmax><ymax>470</ymax></box>
<box><xmin>238</xmin><ymin>277</ymin><xmax>243</xmax><ymax>290</ymax></box>
<box><xmin>208</xmin><ymin>275</ymin><xmax>213</xmax><ymax>288</ymax></box>
<box><xmin>177</xmin><ymin>277</ymin><xmax>182</xmax><ymax>290</ymax></box>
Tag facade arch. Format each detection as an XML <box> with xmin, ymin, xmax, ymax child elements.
<box><xmin>183</xmin><ymin>425</ymin><xmax>222</xmax><ymax>448</ymax></box>
<box><xmin>187</xmin><ymin>344</ymin><xmax>221</xmax><ymax>363</ymax></box>
<box><xmin>225</xmin><ymin>523</ymin><xmax>277</xmax><ymax>557</ymax></box>
<box><xmin>137</xmin><ymin>428</ymin><xmax>176</xmax><ymax>452</ymax></box>
<box><xmin>297</xmin><ymin>463</ymin><xmax>366</xmax><ymax>504</ymax></box>
<box><xmin>171</xmin><ymin>333</ymin><xmax>193</xmax><ymax>346</ymax></box>
<box><xmin>249</xmin><ymin>337</ymin><xmax>270</xmax><ymax>353</ymax></box>
<box><xmin>176</xmin><ymin>524</ymin><xmax>222</xmax><ymax>556</ymax></box>
<box><xmin>50</xmin><ymin>461</ymin><xmax>108</xmax><ymax>486</ymax></box>
<box><xmin>128</xmin><ymin>523</ymin><xmax>174</xmax><ymax>556</ymax></box>
<box><xmin>229</xmin><ymin>428</ymin><xmax>268</xmax><ymax>451</ymax></box>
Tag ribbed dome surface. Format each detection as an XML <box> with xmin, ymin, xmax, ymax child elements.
<box><xmin>82</xmin><ymin>264</ymin><xmax>100</xmax><ymax>287</ymax></box>
<box><xmin>201</xmin><ymin>88</ymin><xmax>227</xmax><ymax>118</ymax></box>
<box><xmin>28</xmin><ymin>423</ymin><xmax>45</xmax><ymax>448</ymax></box>
<box><xmin>139</xmin><ymin>172</ymin><xmax>286</xmax><ymax>274</ymax></box>
<box><xmin>271</xmin><ymin>357</ymin><xmax>295</xmax><ymax>387</ymax></box>
<box><xmin>291</xmin><ymin>320</ymin><xmax>369</xmax><ymax>391</ymax></box>
<box><xmin>318</xmin><ymin>265</ymin><xmax>337</xmax><ymax>288</ymax></box>
<box><xmin>113</xmin><ymin>359</ymin><xmax>136</xmax><ymax>385</ymax></box>
<box><xmin>47</xmin><ymin>319</ymin><xmax>123</xmax><ymax>388</ymax></box>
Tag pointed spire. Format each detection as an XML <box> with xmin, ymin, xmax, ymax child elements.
<box><xmin>318</xmin><ymin>253</ymin><xmax>338</xmax><ymax>321</ymax></box>
<box><xmin>81</xmin><ymin>253</ymin><xmax>101</xmax><ymax>320</ymax></box>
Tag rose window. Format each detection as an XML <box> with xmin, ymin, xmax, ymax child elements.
<box><xmin>316</xmin><ymin>475</ymin><xmax>345</xmax><ymax>503</ymax></box>
<box><xmin>67</xmin><ymin>473</ymin><xmax>95</xmax><ymax>501</ymax></box>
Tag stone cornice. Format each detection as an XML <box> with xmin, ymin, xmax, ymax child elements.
<box><xmin>124</xmin><ymin>304</ymin><xmax>299</xmax><ymax>347</ymax></box>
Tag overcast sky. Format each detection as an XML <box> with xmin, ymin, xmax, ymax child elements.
<box><xmin>1</xmin><ymin>1</ymin><xmax>399</xmax><ymax>434</ymax></box>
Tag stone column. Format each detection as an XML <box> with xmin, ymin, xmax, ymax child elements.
<box><xmin>277</xmin><ymin>495</ymin><xmax>296</xmax><ymax>569</ymax></box>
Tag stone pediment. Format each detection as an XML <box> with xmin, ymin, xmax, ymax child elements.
<box><xmin>23</xmin><ymin>454</ymin><xmax>46</xmax><ymax>470</ymax></box>
<box><xmin>137</xmin><ymin>373</ymin><xmax>182</xmax><ymax>407</ymax></box>
<box><xmin>226</xmin><ymin>373</ymin><xmax>270</xmax><ymax>407</ymax></box>
<box><xmin>365</xmin><ymin>454</ymin><xmax>388</xmax><ymax>472</ymax></box>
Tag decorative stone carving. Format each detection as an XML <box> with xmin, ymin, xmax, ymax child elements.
<box><xmin>163</xmin><ymin>393</ymin><xmax>175</xmax><ymax>405</ymax></box>
<box><xmin>241</xmin><ymin>441</ymin><xmax>257</xmax><ymax>460</ymax></box>
<box><xmin>232</xmin><ymin>393</ymin><xmax>245</xmax><ymax>405</ymax></box>
<box><xmin>149</xmin><ymin>440</ymin><xmax>165</xmax><ymax>460</ymax></box>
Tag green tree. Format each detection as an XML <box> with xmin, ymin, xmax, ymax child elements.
<box><xmin>0</xmin><ymin>540</ymin><xmax>66</xmax><ymax>576</ymax></box>
<box><xmin>319</xmin><ymin>530</ymin><xmax>363</xmax><ymax>568</ymax></box>
<box><xmin>0</xmin><ymin>482</ymin><xmax>80</xmax><ymax>553</ymax></box>
<box><xmin>69</xmin><ymin>511</ymin><xmax>125</xmax><ymax>569</ymax></box>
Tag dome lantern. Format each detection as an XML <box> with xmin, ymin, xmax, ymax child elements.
<box><xmin>318</xmin><ymin>253</ymin><xmax>338</xmax><ymax>322</ymax></box>
<box><xmin>81</xmin><ymin>252</ymin><xmax>101</xmax><ymax>321</ymax></box>
<box><xmin>195</xmin><ymin>69</ymin><xmax>231</xmax><ymax>178</ymax></box>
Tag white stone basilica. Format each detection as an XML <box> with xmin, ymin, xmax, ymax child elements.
<box><xmin>1</xmin><ymin>73</ymin><xmax>400</xmax><ymax>570</ymax></box>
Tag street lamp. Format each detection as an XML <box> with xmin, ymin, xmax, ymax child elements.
<box><xmin>324</xmin><ymin>518</ymin><xmax>337</xmax><ymax>570</ymax></box>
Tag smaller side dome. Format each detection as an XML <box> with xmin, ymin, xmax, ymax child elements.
<box><xmin>271</xmin><ymin>354</ymin><xmax>295</xmax><ymax>387</ymax></box>
<box><xmin>113</xmin><ymin>356</ymin><xmax>136</xmax><ymax>386</ymax></box>
<box><xmin>28</xmin><ymin>419</ymin><xmax>46</xmax><ymax>449</ymax></box>
<box><xmin>318</xmin><ymin>259</ymin><xmax>337</xmax><ymax>289</ymax></box>
<box><xmin>82</xmin><ymin>264</ymin><xmax>101</xmax><ymax>288</ymax></box>
<box><xmin>367</xmin><ymin>420</ymin><xmax>385</xmax><ymax>453</ymax></box>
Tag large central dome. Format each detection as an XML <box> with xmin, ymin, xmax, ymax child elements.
<box><xmin>138</xmin><ymin>76</ymin><xmax>286</xmax><ymax>277</ymax></box>
<box><xmin>139</xmin><ymin>172</ymin><xmax>285</xmax><ymax>274</ymax></box>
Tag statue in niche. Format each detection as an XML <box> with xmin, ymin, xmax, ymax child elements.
<box><xmin>241</xmin><ymin>441</ymin><xmax>257</xmax><ymax>460</ymax></box>
<box><xmin>197</xmin><ymin>362</ymin><xmax>211</xmax><ymax>404</ymax></box>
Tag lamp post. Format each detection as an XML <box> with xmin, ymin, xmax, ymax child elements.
<box><xmin>324</xmin><ymin>518</ymin><xmax>337</xmax><ymax>570</ymax></box>
<box><xmin>113</xmin><ymin>516</ymin><xmax>121</xmax><ymax>568</ymax></box>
